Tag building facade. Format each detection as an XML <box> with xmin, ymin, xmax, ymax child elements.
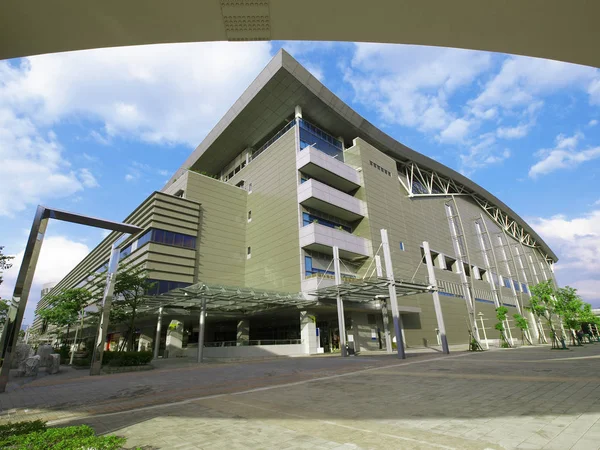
<box><xmin>34</xmin><ymin>50</ymin><xmax>558</xmax><ymax>357</ymax></box>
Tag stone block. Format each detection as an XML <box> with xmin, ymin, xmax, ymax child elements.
<box><xmin>36</xmin><ymin>344</ymin><xmax>53</xmax><ymax>367</ymax></box>
<box><xmin>17</xmin><ymin>355</ymin><xmax>41</xmax><ymax>377</ymax></box>
<box><xmin>46</xmin><ymin>354</ymin><xmax>60</xmax><ymax>374</ymax></box>
<box><xmin>10</xmin><ymin>343</ymin><xmax>33</xmax><ymax>369</ymax></box>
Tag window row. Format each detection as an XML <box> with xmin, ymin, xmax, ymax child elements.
<box><xmin>146</xmin><ymin>279</ymin><xmax>191</xmax><ymax>296</ymax></box>
<box><xmin>369</xmin><ymin>160</ymin><xmax>392</xmax><ymax>176</ymax></box>
<box><xmin>299</xmin><ymin>119</ymin><xmax>343</xmax><ymax>160</ymax></box>
<box><xmin>120</xmin><ymin>228</ymin><xmax>197</xmax><ymax>261</ymax></box>
<box><xmin>304</xmin><ymin>256</ymin><xmax>355</xmax><ymax>279</ymax></box>
<box><xmin>302</xmin><ymin>212</ymin><xmax>351</xmax><ymax>233</ymax></box>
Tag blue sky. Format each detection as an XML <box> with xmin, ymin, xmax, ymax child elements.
<box><xmin>1</xmin><ymin>41</ymin><xmax>599</xmax><ymax>325</ymax></box>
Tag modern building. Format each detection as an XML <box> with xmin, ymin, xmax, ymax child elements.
<box><xmin>33</xmin><ymin>50</ymin><xmax>558</xmax><ymax>357</ymax></box>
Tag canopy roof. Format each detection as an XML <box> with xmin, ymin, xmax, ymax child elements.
<box><xmin>137</xmin><ymin>278</ymin><xmax>434</xmax><ymax>316</ymax></box>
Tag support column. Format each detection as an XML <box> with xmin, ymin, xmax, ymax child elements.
<box><xmin>375</xmin><ymin>256</ymin><xmax>392</xmax><ymax>354</ymax></box>
<box><xmin>380</xmin><ymin>229</ymin><xmax>406</xmax><ymax>359</ymax></box>
<box><xmin>90</xmin><ymin>244</ymin><xmax>120</xmax><ymax>376</ymax></box>
<box><xmin>295</xmin><ymin>105</ymin><xmax>303</xmax><ymax>119</ymax></box>
<box><xmin>423</xmin><ymin>241</ymin><xmax>450</xmax><ymax>354</ymax></box>
<box><xmin>197</xmin><ymin>298</ymin><xmax>207</xmax><ymax>363</ymax></box>
<box><xmin>236</xmin><ymin>319</ymin><xmax>249</xmax><ymax>346</ymax></box>
<box><xmin>0</xmin><ymin>206</ymin><xmax>48</xmax><ymax>391</ymax></box>
<box><xmin>153</xmin><ymin>306</ymin><xmax>163</xmax><ymax>360</ymax></box>
<box><xmin>333</xmin><ymin>246</ymin><xmax>348</xmax><ymax>357</ymax></box>
<box><xmin>300</xmin><ymin>311</ymin><xmax>318</xmax><ymax>355</ymax></box>
<box><xmin>479</xmin><ymin>313</ymin><xmax>489</xmax><ymax>349</ymax></box>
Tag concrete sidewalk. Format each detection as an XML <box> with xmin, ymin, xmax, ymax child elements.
<box><xmin>3</xmin><ymin>344</ymin><xmax>600</xmax><ymax>449</ymax></box>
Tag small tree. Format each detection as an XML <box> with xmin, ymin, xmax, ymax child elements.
<box><xmin>110</xmin><ymin>265</ymin><xmax>156</xmax><ymax>351</ymax></box>
<box><xmin>529</xmin><ymin>280</ymin><xmax>561</xmax><ymax>348</ymax></box>
<box><xmin>38</xmin><ymin>288</ymin><xmax>93</xmax><ymax>347</ymax></box>
<box><xmin>495</xmin><ymin>306</ymin><xmax>512</xmax><ymax>348</ymax></box>
<box><xmin>0</xmin><ymin>299</ymin><xmax>8</xmax><ymax>328</ymax></box>
<box><xmin>0</xmin><ymin>246</ymin><xmax>13</xmax><ymax>286</ymax></box>
<box><xmin>554</xmin><ymin>286</ymin><xmax>584</xmax><ymax>346</ymax></box>
<box><xmin>513</xmin><ymin>313</ymin><xmax>532</xmax><ymax>345</ymax></box>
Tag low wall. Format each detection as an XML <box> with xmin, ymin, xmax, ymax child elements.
<box><xmin>202</xmin><ymin>344</ymin><xmax>305</xmax><ymax>359</ymax></box>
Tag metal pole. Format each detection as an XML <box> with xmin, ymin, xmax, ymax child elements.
<box><xmin>380</xmin><ymin>229</ymin><xmax>406</xmax><ymax>359</ymax></box>
<box><xmin>423</xmin><ymin>241</ymin><xmax>449</xmax><ymax>354</ymax></box>
<box><xmin>0</xmin><ymin>206</ymin><xmax>48</xmax><ymax>392</ymax></box>
<box><xmin>153</xmin><ymin>306</ymin><xmax>163</xmax><ymax>360</ymax></box>
<box><xmin>69</xmin><ymin>308</ymin><xmax>84</xmax><ymax>365</ymax></box>
<box><xmin>90</xmin><ymin>244</ymin><xmax>120</xmax><ymax>376</ymax></box>
<box><xmin>375</xmin><ymin>256</ymin><xmax>392</xmax><ymax>353</ymax></box>
<box><xmin>479</xmin><ymin>314</ymin><xmax>489</xmax><ymax>349</ymax></box>
<box><xmin>333</xmin><ymin>246</ymin><xmax>347</xmax><ymax>357</ymax></box>
<box><xmin>197</xmin><ymin>298</ymin><xmax>207</xmax><ymax>363</ymax></box>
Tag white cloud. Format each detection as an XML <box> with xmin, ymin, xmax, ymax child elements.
<box><xmin>78</xmin><ymin>168</ymin><xmax>99</xmax><ymax>188</ymax></box>
<box><xmin>0</xmin><ymin>108</ymin><xmax>85</xmax><ymax>217</ymax></box>
<box><xmin>497</xmin><ymin>123</ymin><xmax>530</xmax><ymax>139</ymax></box>
<box><xmin>529</xmin><ymin>132</ymin><xmax>600</xmax><ymax>178</ymax></box>
<box><xmin>471</xmin><ymin>56</ymin><xmax>599</xmax><ymax>110</ymax></box>
<box><xmin>0</xmin><ymin>236</ymin><xmax>90</xmax><ymax>325</ymax></box>
<box><xmin>124</xmin><ymin>173</ymin><xmax>137</xmax><ymax>182</ymax></box>
<box><xmin>530</xmin><ymin>210</ymin><xmax>600</xmax><ymax>306</ymax></box>
<box><xmin>1</xmin><ymin>42</ymin><xmax>273</xmax><ymax>147</ymax></box>
<box><xmin>439</xmin><ymin>118</ymin><xmax>471</xmax><ymax>143</ymax></box>
<box><xmin>589</xmin><ymin>119</ymin><xmax>598</xmax><ymax>127</ymax></box>
<box><xmin>345</xmin><ymin>43</ymin><xmax>492</xmax><ymax>135</ymax></box>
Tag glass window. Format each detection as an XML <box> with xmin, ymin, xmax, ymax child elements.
<box><xmin>305</xmin><ymin>256</ymin><xmax>313</xmax><ymax>277</ymax></box>
<box><xmin>522</xmin><ymin>283</ymin><xmax>528</xmax><ymax>294</ymax></box>
<box><xmin>513</xmin><ymin>280</ymin><xmax>521</xmax><ymax>292</ymax></box>
<box><xmin>173</xmin><ymin>233</ymin><xmax>184</xmax><ymax>247</ymax></box>
<box><xmin>399</xmin><ymin>242</ymin><xmax>405</xmax><ymax>251</ymax></box>
<box><xmin>183</xmin><ymin>235</ymin><xmax>196</xmax><ymax>249</ymax></box>
<box><xmin>153</xmin><ymin>229</ymin><xmax>165</xmax><ymax>244</ymax></box>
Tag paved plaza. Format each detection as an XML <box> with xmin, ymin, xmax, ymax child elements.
<box><xmin>2</xmin><ymin>345</ymin><xmax>600</xmax><ymax>449</ymax></box>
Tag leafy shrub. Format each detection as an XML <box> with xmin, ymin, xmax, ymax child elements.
<box><xmin>0</xmin><ymin>423</ymin><xmax>125</xmax><ymax>449</ymax></box>
<box><xmin>55</xmin><ymin>346</ymin><xmax>70</xmax><ymax>364</ymax></box>
<box><xmin>102</xmin><ymin>350</ymin><xmax>153</xmax><ymax>367</ymax></box>
<box><xmin>72</xmin><ymin>356</ymin><xmax>91</xmax><ymax>368</ymax></box>
<box><xmin>0</xmin><ymin>419</ymin><xmax>46</xmax><ymax>444</ymax></box>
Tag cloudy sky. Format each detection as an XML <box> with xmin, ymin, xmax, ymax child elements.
<box><xmin>1</xmin><ymin>41</ymin><xmax>599</xmax><ymax>325</ymax></box>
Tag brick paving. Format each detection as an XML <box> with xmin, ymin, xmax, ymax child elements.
<box><xmin>2</xmin><ymin>345</ymin><xmax>600</xmax><ymax>449</ymax></box>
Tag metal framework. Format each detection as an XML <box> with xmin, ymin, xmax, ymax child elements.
<box><xmin>140</xmin><ymin>282</ymin><xmax>315</xmax><ymax>315</ymax></box>
<box><xmin>396</xmin><ymin>160</ymin><xmax>553</xmax><ymax>261</ymax></box>
<box><xmin>0</xmin><ymin>205</ymin><xmax>141</xmax><ymax>391</ymax></box>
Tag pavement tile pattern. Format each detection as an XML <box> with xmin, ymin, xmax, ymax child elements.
<box><xmin>2</xmin><ymin>345</ymin><xmax>600</xmax><ymax>449</ymax></box>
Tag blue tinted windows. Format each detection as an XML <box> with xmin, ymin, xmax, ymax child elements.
<box><xmin>302</xmin><ymin>212</ymin><xmax>351</xmax><ymax>233</ymax></box>
<box><xmin>298</xmin><ymin>119</ymin><xmax>343</xmax><ymax>160</ymax></box>
<box><xmin>146</xmin><ymin>279</ymin><xmax>191</xmax><ymax>295</ymax></box>
<box><xmin>119</xmin><ymin>228</ymin><xmax>197</xmax><ymax>262</ymax></box>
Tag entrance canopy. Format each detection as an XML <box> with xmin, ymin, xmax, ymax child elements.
<box><xmin>138</xmin><ymin>277</ymin><xmax>434</xmax><ymax>316</ymax></box>
<box><xmin>309</xmin><ymin>277</ymin><xmax>434</xmax><ymax>303</ymax></box>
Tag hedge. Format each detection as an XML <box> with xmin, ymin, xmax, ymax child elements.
<box><xmin>102</xmin><ymin>351</ymin><xmax>153</xmax><ymax>367</ymax></box>
<box><xmin>0</xmin><ymin>423</ymin><xmax>125</xmax><ymax>450</ymax></box>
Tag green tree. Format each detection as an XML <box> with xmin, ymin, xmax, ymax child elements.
<box><xmin>0</xmin><ymin>299</ymin><xmax>8</xmax><ymax>327</ymax></box>
<box><xmin>554</xmin><ymin>286</ymin><xmax>584</xmax><ymax>346</ymax></box>
<box><xmin>529</xmin><ymin>280</ymin><xmax>561</xmax><ymax>348</ymax></box>
<box><xmin>109</xmin><ymin>265</ymin><xmax>156</xmax><ymax>351</ymax></box>
<box><xmin>513</xmin><ymin>313</ymin><xmax>532</xmax><ymax>345</ymax></box>
<box><xmin>38</xmin><ymin>288</ymin><xmax>93</xmax><ymax>345</ymax></box>
<box><xmin>494</xmin><ymin>306</ymin><xmax>512</xmax><ymax>348</ymax></box>
<box><xmin>0</xmin><ymin>246</ymin><xmax>13</xmax><ymax>287</ymax></box>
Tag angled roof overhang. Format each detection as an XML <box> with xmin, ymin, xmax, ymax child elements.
<box><xmin>164</xmin><ymin>49</ymin><xmax>557</xmax><ymax>262</ymax></box>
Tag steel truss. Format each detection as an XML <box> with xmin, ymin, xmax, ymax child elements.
<box><xmin>396</xmin><ymin>160</ymin><xmax>553</xmax><ymax>262</ymax></box>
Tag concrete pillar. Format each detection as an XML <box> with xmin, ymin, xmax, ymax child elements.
<box><xmin>197</xmin><ymin>298</ymin><xmax>207</xmax><ymax>363</ymax></box>
<box><xmin>423</xmin><ymin>240</ymin><xmax>449</xmax><ymax>354</ymax></box>
<box><xmin>153</xmin><ymin>306</ymin><xmax>163</xmax><ymax>359</ymax></box>
<box><xmin>237</xmin><ymin>319</ymin><xmax>249</xmax><ymax>346</ymax></box>
<box><xmin>295</xmin><ymin>105</ymin><xmax>302</xmax><ymax>119</ymax></box>
<box><xmin>380</xmin><ymin>299</ymin><xmax>392</xmax><ymax>353</ymax></box>
<box><xmin>381</xmin><ymin>229</ymin><xmax>406</xmax><ymax>359</ymax></box>
<box><xmin>333</xmin><ymin>246</ymin><xmax>348</xmax><ymax>357</ymax></box>
<box><xmin>300</xmin><ymin>311</ymin><xmax>318</xmax><ymax>355</ymax></box>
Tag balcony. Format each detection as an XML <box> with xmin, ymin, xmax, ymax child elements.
<box><xmin>297</xmin><ymin>146</ymin><xmax>361</xmax><ymax>193</ymax></box>
<box><xmin>299</xmin><ymin>223</ymin><xmax>371</xmax><ymax>260</ymax></box>
<box><xmin>298</xmin><ymin>179</ymin><xmax>366</xmax><ymax>222</ymax></box>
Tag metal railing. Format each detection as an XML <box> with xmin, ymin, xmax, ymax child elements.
<box><xmin>204</xmin><ymin>339</ymin><xmax>302</xmax><ymax>347</ymax></box>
